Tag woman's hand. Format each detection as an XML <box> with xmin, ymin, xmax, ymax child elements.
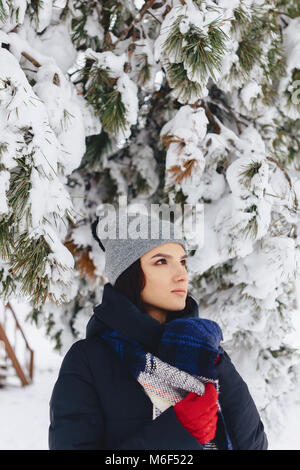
<box><xmin>174</xmin><ymin>383</ymin><xmax>219</xmax><ymax>444</ymax></box>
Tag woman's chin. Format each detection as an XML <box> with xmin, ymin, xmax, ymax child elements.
<box><xmin>168</xmin><ymin>297</ymin><xmax>186</xmax><ymax>310</ymax></box>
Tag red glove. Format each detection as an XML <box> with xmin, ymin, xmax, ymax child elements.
<box><xmin>174</xmin><ymin>383</ymin><xmax>219</xmax><ymax>445</ymax></box>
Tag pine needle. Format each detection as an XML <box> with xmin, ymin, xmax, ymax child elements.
<box><xmin>168</xmin><ymin>159</ymin><xmax>199</xmax><ymax>184</ymax></box>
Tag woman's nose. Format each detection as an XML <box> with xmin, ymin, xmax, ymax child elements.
<box><xmin>173</xmin><ymin>263</ymin><xmax>188</xmax><ymax>280</ymax></box>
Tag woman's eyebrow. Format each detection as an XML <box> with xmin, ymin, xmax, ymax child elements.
<box><xmin>150</xmin><ymin>253</ymin><xmax>188</xmax><ymax>259</ymax></box>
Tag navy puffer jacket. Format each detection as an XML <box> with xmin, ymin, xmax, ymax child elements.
<box><xmin>48</xmin><ymin>283</ymin><xmax>268</xmax><ymax>450</ymax></box>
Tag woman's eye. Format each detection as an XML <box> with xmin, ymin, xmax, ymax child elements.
<box><xmin>155</xmin><ymin>259</ymin><xmax>187</xmax><ymax>266</ymax></box>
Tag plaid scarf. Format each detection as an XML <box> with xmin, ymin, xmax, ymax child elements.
<box><xmin>100</xmin><ymin>317</ymin><xmax>233</xmax><ymax>450</ymax></box>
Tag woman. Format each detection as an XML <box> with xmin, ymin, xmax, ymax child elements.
<box><xmin>48</xmin><ymin>213</ymin><xmax>268</xmax><ymax>450</ymax></box>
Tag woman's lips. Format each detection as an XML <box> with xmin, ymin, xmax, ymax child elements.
<box><xmin>171</xmin><ymin>291</ymin><xmax>186</xmax><ymax>296</ymax></box>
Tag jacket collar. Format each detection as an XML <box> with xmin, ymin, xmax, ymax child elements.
<box><xmin>86</xmin><ymin>282</ymin><xmax>199</xmax><ymax>353</ymax></box>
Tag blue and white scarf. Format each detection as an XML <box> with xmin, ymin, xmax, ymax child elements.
<box><xmin>100</xmin><ymin>317</ymin><xmax>233</xmax><ymax>450</ymax></box>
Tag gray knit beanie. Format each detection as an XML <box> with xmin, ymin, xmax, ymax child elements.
<box><xmin>95</xmin><ymin>212</ymin><xmax>187</xmax><ymax>285</ymax></box>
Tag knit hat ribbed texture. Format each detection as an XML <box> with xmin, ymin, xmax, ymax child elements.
<box><xmin>96</xmin><ymin>212</ymin><xmax>186</xmax><ymax>285</ymax></box>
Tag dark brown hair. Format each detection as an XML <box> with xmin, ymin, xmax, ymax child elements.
<box><xmin>114</xmin><ymin>258</ymin><xmax>195</xmax><ymax>318</ymax></box>
<box><xmin>114</xmin><ymin>258</ymin><xmax>147</xmax><ymax>312</ymax></box>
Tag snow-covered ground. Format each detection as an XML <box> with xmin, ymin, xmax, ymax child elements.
<box><xmin>0</xmin><ymin>300</ymin><xmax>63</xmax><ymax>450</ymax></box>
<box><xmin>0</xmin><ymin>300</ymin><xmax>300</xmax><ymax>450</ymax></box>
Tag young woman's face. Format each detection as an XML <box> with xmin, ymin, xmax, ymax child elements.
<box><xmin>140</xmin><ymin>242</ymin><xmax>189</xmax><ymax>314</ymax></box>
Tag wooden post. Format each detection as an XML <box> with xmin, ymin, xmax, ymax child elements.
<box><xmin>0</xmin><ymin>323</ymin><xmax>29</xmax><ymax>386</ymax></box>
<box><xmin>29</xmin><ymin>349</ymin><xmax>34</xmax><ymax>381</ymax></box>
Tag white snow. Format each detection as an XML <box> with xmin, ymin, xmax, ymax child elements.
<box><xmin>0</xmin><ymin>299</ymin><xmax>63</xmax><ymax>450</ymax></box>
<box><xmin>0</xmin><ymin>299</ymin><xmax>299</xmax><ymax>450</ymax></box>
<box><xmin>0</xmin><ymin>170</ymin><xmax>10</xmax><ymax>215</ymax></box>
<box><xmin>82</xmin><ymin>49</ymin><xmax>138</xmax><ymax>141</ymax></box>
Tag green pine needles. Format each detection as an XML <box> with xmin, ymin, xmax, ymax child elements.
<box><xmin>71</xmin><ymin>1</ymin><xmax>102</xmax><ymax>51</ymax></box>
<box><xmin>7</xmin><ymin>156</ymin><xmax>32</xmax><ymax>229</ymax></box>
<box><xmin>79</xmin><ymin>131</ymin><xmax>114</xmax><ymax>169</ymax></box>
<box><xmin>0</xmin><ymin>150</ymin><xmax>72</xmax><ymax>307</ymax></box>
<box><xmin>100</xmin><ymin>88</ymin><xmax>126</xmax><ymax>136</ymax></box>
<box><xmin>275</xmin><ymin>0</ymin><xmax>300</xmax><ymax>18</ymax></box>
<box><xmin>237</xmin><ymin>160</ymin><xmax>263</xmax><ymax>239</ymax></box>
<box><xmin>0</xmin><ymin>1</ymin><xmax>8</xmax><ymax>23</ymax></box>
<box><xmin>165</xmin><ymin>62</ymin><xmax>204</xmax><ymax>103</ymax></box>
<box><xmin>135</xmin><ymin>53</ymin><xmax>152</xmax><ymax>88</ymax></box>
<box><xmin>0</xmin><ymin>0</ymin><xmax>21</xmax><ymax>24</ymax></box>
<box><xmin>10</xmin><ymin>231</ymin><xmax>51</xmax><ymax>306</ymax></box>
<box><xmin>0</xmin><ymin>155</ymin><xmax>32</xmax><ymax>261</ymax></box>
<box><xmin>238</xmin><ymin>160</ymin><xmax>262</xmax><ymax>189</ymax></box>
<box><xmin>285</xmin><ymin>68</ymin><xmax>300</xmax><ymax>112</ymax></box>
<box><xmin>10</xmin><ymin>230</ymin><xmax>70</xmax><ymax>308</ymax></box>
<box><xmin>162</xmin><ymin>14</ymin><xmax>229</xmax><ymax>102</ymax></box>
<box><xmin>232</xmin><ymin>5</ymin><xmax>286</xmax><ymax>94</ymax></box>
<box><xmin>231</xmin><ymin>5</ymin><xmax>251</xmax><ymax>29</ymax></box>
<box><xmin>242</xmin><ymin>205</ymin><xmax>259</xmax><ymax>239</ymax></box>
<box><xmin>237</xmin><ymin>38</ymin><xmax>262</xmax><ymax>74</ymax></box>
<box><xmin>0</xmin><ymin>221</ymin><xmax>13</xmax><ymax>261</ymax></box>
<box><xmin>80</xmin><ymin>57</ymin><xmax>127</xmax><ymax>137</ymax></box>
